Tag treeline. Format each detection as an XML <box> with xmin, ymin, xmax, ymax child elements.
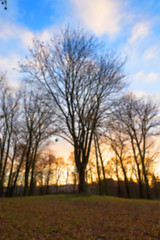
<box><xmin>0</xmin><ymin>26</ymin><xmax>160</xmax><ymax>198</ymax></box>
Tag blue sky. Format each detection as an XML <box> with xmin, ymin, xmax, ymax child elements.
<box><xmin>0</xmin><ymin>0</ymin><xmax>160</xmax><ymax>97</ymax></box>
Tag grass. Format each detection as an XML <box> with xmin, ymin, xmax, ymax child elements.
<box><xmin>0</xmin><ymin>194</ymin><xmax>160</xmax><ymax>239</ymax></box>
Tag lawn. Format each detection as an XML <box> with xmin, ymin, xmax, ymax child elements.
<box><xmin>0</xmin><ymin>194</ymin><xmax>160</xmax><ymax>240</ymax></box>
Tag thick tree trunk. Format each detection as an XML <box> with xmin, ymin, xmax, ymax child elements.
<box><xmin>138</xmin><ymin>180</ymin><xmax>143</xmax><ymax>198</ymax></box>
<box><xmin>120</xmin><ymin>161</ymin><xmax>130</xmax><ymax>198</ymax></box>
<box><xmin>117</xmin><ymin>178</ymin><xmax>122</xmax><ymax>197</ymax></box>
<box><xmin>142</xmin><ymin>163</ymin><xmax>151</xmax><ymax>199</ymax></box>
<box><xmin>6</xmin><ymin>144</ymin><xmax>17</xmax><ymax>197</ymax></box>
<box><xmin>24</xmin><ymin>164</ymin><xmax>30</xmax><ymax>196</ymax></box>
<box><xmin>124</xmin><ymin>174</ymin><xmax>131</xmax><ymax>198</ymax></box>
<box><xmin>9</xmin><ymin>148</ymin><xmax>25</xmax><ymax>197</ymax></box>
<box><xmin>6</xmin><ymin>160</ymin><xmax>14</xmax><ymax>197</ymax></box>
<box><xmin>0</xmin><ymin>135</ymin><xmax>11</xmax><ymax>197</ymax></box>
<box><xmin>78</xmin><ymin>165</ymin><xmax>86</xmax><ymax>193</ymax></box>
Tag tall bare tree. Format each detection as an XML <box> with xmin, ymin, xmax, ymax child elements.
<box><xmin>20</xmin><ymin>27</ymin><xmax>126</xmax><ymax>193</ymax></box>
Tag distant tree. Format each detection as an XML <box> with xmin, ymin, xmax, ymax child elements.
<box><xmin>20</xmin><ymin>26</ymin><xmax>126</xmax><ymax>193</ymax></box>
<box><xmin>52</xmin><ymin>157</ymin><xmax>64</xmax><ymax>192</ymax></box>
<box><xmin>105</xmin><ymin>128</ymin><xmax>131</xmax><ymax>198</ymax></box>
<box><xmin>86</xmin><ymin>158</ymin><xmax>96</xmax><ymax>185</ymax></box>
<box><xmin>34</xmin><ymin>153</ymin><xmax>55</xmax><ymax>194</ymax></box>
<box><xmin>151</xmin><ymin>173</ymin><xmax>160</xmax><ymax>198</ymax></box>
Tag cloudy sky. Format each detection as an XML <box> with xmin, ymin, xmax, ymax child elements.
<box><xmin>0</xmin><ymin>0</ymin><xmax>160</xmax><ymax>95</ymax></box>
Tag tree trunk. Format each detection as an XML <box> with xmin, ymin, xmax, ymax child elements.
<box><xmin>24</xmin><ymin>163</ymin><xmax>30</xmax><ymax>196</ymax></box>
<box><xmin>120</xmin><ymin>160</ymin><xmax>130</xmax><ymax>198</ymax></box>
<box><xmin>115</xmin><ymin>159</ymin><xmax>122</xmax><ymax>197</ymax></box>
<box><xmin>9</xmin><ymin>148</ymin><xmax>25</xmax><ymax>197</ymax></box>
<box><xmin>6</xmin><ymin>144</ymin><xmax>17</xmax><ymax>197</ymax></box>
<box><xmin>29</xmin><ymin>168</ymin><xmax>35</xmax><ymax>196</ymax></box>
<box><xmin>123</xmin><ymin>172</ymin><xmax>131</xmax><ymax>198</ymax></box>
<box><xmin>94</xmin><ymin>137</ymin><xmax>102</xmax><ymax>195</ymax></box>
<box><xmin>96</xmin><ymin>136</ymin><xmax>108</xmax><ymax>195</ymax></box>
<box><xmin>29</xmin><ymin>144</ymin><xmax>38</xmax><ymax>196</ymax></box>
<box><xmin>142</xmin><ymin>163</ymin><xmax>151</xmax><ymax>199</ymax></box>
<box><xmin>78</xmin><ymin>165</ymin><xmax>86</xmax><ymax>193</ymax></box>
<box><xmin>117</xmin><ymin>179</ymin><xmax>121</xmax><ymax>197</ymax></box>
<box><xmin>0</xmin><ymin>135</ymin><xmax>11</xmax><ymax>196</ymax></box>
<box><xmin>130</xmin><ymin>138</ymin><xmax>144</xmax><ymax>198</ymax></box>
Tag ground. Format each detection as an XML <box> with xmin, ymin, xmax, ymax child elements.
<box><xmin>0</xmin><ymin>194</ymin><xmax>160</xmax><ymax>239</ymax></box>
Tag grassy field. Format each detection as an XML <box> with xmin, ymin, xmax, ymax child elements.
<box><xmin>0</xmin><ymin>195</ymin><xmax>160</xmax><ymax>240</ymax></box>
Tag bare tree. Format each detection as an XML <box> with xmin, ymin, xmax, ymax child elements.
<box><xmin>52</xmin><ymin>157</ymin><xmax>64</xmax><ymax>192</ymax></box>
<box><xmin>86</xmin><ymin>158</ymin><xmax>96</xmax><ymax>185</ymax></box>
<box><xmin>34</xmin><ymin>153</ymin><xmax>56</xmax><ymax>195</ymax></box>
<box><xmin>110</xmin><ymin>93</ymin><xmax>160</xmax><ymax>198</ymax></box>
<box><xmin>106</xmin><ymin>158</ymin><xmax>122</xmax><ymax>197</ymax></box>
<box><xmin>20</xmin><ymin>26</ymin><xmax>126</xmax><ymax>193</ymax></box>
<box><xmin>21</xmin><ymin>89</ymin><xmax>56</xmax><ymax>195</ymax></box>
<box><xmin>6</xmin><ymin>143</ymin><xmax>26</xmax><ymax>197</ymax></box>
<box><xmin>105</xmin><ymin>129</ymin><xmax>131</xmax><ymax>198</ymax></box>
<box><xmin>0</xmin><ymin>75</ymin><xmax>21</xmax><ymax>196</ymax></box>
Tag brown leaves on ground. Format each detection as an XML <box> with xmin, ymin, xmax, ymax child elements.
<box><xmin>0</xmin><ymin>195</ymin><xmax>160</xmax><ymax>240</ymax></box>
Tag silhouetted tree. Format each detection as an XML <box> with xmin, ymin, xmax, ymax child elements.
<box><xmin>20</xmin><ymin>26</ymin><xmax>126</xmax><ymax>193</ymax></box>
<box><xmin>0</xmin><ymin>75</ymin><xmax>21</xmax><ymax>196</ymax></box>
<box><xmin>22</xmin><ymin>89</ymin><xmax>56</xmax><ymax>196</ymax></box>
<box><xmin>106</xmin><ymin>129</ymin><xmax>131</xmax><ymax>198</ymax></box>
<box><xmin>110</xmin><ymin>93</ymin><xmax>160</xmax><ymax>198</ymax></box>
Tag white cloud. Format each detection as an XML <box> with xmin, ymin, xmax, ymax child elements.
<box><xmin>0</xmin><ymin>54</ymin><xmax>21</xmax><ymax>89</ymax></box>
<box><xmin>38</xmin><ymin>29</ymin><xmax>52</xmax><ymax>42</ymax></box>
<box><xmin>0</xmin><ymin>21</ymin><xmax>35</xmax><ymax>86</ymax></box>
<box><xmin>133</xmin><ymin>91</ymin><xmax>160</xmax><ymax>103</ymax></box>
<box><xmin>0</xmin><ymin>20</ymin><xmax>34</xmax><ymax>48</ymax></box>
<box><xmin>0</xmin><ymin>19</ymin><xmax>58</xmax><ymax>49</ymax></box>
<box><xmin>0</xmin><ymin>17</ymin><xmax>60</xmax><ymax>88</ymax></box>
<box><xmin>133</xmin><ymin>90</ymin><xmax>148</xmax><ymax>98</ymax></box>
<box><xmin>36</xmin><ymin>27</ymin><xmax>57</xmax><ymax>43</ymax></box>
<box><xmin>143</xmin><ymin>45</ymin><xmax>158</xmax><ymax>60</ymax></box>
<box><xmin>70</xmin><ymin>0</ymin><xmax>124</xmax><ymax>36</ymax></box>
<box><xmin>19</xmin><ymin>30</ymin><xmax>35</xmax><ymax>48</ymax></box>
<box><xmin>129</xmin><ymin>22</ymin><xmax>150</xmax><ymax>44</ymax></box>
<box><xmin>134</xmin><ymin>71</ymin><xmax>158</xmax><ymax>84</ymax></box>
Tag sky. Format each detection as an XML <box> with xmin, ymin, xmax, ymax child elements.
<box><xmin>0</xmin><ymin>0</ymin><xmax>160</xmax><ymax>97</ymax></box>
<box><xmin>0</xmin><ymin>0</ymin><xmax>160</xmax><ymax>160</ymax></box>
